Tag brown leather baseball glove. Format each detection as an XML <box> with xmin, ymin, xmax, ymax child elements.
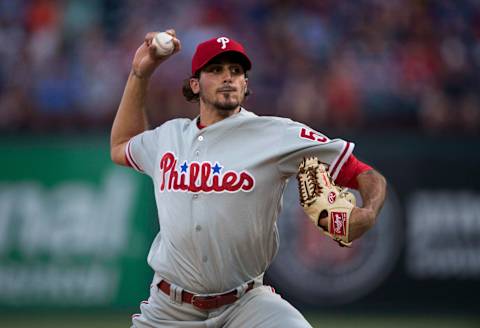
<box><xmin>297</xmin><ymin>157</ymin><xmax>356</xmax><ymax>247</ymax></box>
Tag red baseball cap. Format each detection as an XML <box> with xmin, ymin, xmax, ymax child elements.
<box><xmin>191</xmin><ymin>36</ymin><xmax>252</xmax><ymax>75</ymax></box>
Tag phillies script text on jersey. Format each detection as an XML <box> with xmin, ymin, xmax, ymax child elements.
<box><xmin>159</xmin><ymin>152</ymin><xmax>255</xmax><ymax>193</ymax></box>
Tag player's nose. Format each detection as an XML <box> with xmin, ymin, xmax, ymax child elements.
<box><xmin>221</xmin><ymin>68</ymin><xmax>233</xmax><ymax>82</ymax></box>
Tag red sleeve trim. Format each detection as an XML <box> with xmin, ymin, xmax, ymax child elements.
<box><xmin>125</xmin><ymin>152</ymin><xmax>133</xmax><ymax>168</ymax></box>
<box><xmin>125</xmin><ymin>140</ymin><xmax>144</xmax><ymax>172</ymax></box>
<box><xmin>334</xmin><ymin>154</ymin><xmax>372</xmax><ymax>189</ymax></box>
<box><xmin>329</xmin><ymin>142</ymin><xmax>353</xmax><ymax>180</ymax></box>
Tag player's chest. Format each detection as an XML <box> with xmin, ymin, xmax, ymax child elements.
<box><xmin>153</xmin><ymin>137</ymin><xmax>273</xmax><ymax>194</ymax></box>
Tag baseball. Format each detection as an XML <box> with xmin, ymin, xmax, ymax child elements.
<box><xmin>152</xmin><ymin>32</ymin><xmax>174</xmax><ymax>56</ymax></box>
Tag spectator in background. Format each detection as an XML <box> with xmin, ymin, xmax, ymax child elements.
<box><xmin>0</xmin><ymin>0</ymin><xmax>479</xmax><ymax>134</ymax></box>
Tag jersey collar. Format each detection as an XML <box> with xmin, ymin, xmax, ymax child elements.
<box><xmin>195</xmin><ymin>107</ymin><xmax>247</xmax><ymax>130</ymax></box>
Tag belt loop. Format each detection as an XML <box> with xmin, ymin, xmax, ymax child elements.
<box><xmin>151</xmin><ymin>273</ymin><xmax>162</xmax><ymax>289</ymax></box>
<box><xmin>169</xmin><ymin>283</ymin><xmax>183</xmax><ymax>304</ymax></box>
<box><xmin>235</xmin><ymin>282</ymin><xmax>249</xmax><ymax>298</ymax></box>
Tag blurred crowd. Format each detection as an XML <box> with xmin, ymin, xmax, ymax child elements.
<box><xmin>1</xmin><ymin>0</ymin><xmax>480</xmax><ymax>134</ymax></box>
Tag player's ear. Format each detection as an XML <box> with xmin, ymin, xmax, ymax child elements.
<box><xmin>190</xmin><ymin>78</ymin><xmax>200</xmax><ymax>95</ymax></box>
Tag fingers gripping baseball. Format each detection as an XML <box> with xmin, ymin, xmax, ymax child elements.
<box><xmin>146</xmin><ymin>30</ymin><xmax>181</xmax><ymax>57</ymax></box>
<box><xmin>132</xmin><ymin>29</ymin><xmax>181</xmax><ymax>79</ymax></box>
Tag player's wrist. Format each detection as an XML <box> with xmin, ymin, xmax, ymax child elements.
<box><xmin>130</xmin><ymin>69</ymin><xmax>152</xmax><ymax>81</ymax></box>
<box><xmin>362</xmin><ymin>204</ymin><xmax>380</xmax><ymax>221</ymax></box>
<box><xmin>362</xmin><ymin>207</ymin><xmax>377</xmax><ymax>227</ymax></box>
<box><xmin>353</xmin><ymin>207</ymin><xmax>376</xmax><ymax>226</ymax></box>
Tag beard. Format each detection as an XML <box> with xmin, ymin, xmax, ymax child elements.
<box><xmin>201</xmin><ymin>92</ymin><xmax>243</xmax><ymax>111</ymax></box>
<box><xmin>213</xmin><ymin>98</ymin><xmax>240</xmax><ymax>111</ymax></box>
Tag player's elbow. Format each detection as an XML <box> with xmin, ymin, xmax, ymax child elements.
<box><xmin>368</xmin><ymin>169</ymin><xmax>388</xmax><ymax>195</ymax></box>
<box><xmin>359</xmin><ymin>168</ymin><xmax>386</xmax><ymax>186</ymax></box>
<box><xmin>110</xmin><ymin>143</ymin><xmax>128</xmax><ymax>166</ymax></box>
<box><xmin>376</xmin><ymin>170</ymin><xmax>387</xmax><ymax>190</ymax></box>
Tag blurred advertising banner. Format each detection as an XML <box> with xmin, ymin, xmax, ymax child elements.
<box><xmin>0</xmin><ymin>137</ymin><xmax>156</xmax><ymax>308</ymax></box>
<box><xmin>266</xmin><ymin>134</ymin><xmax>480</xmax><ymax>312</ymax></box>
<box><xmin>407</xmin><ymin>191</ymin><xmax>480</xmax><ymax>279</ymax></box>
<box><xmin>1</xmin><ymin>134</ymin><xmax>478</xmax><ymax>312</ymax></box>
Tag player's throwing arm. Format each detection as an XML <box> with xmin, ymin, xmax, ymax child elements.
<box><xmin>110</xmin><ymin>29</ymin><xmax>181</xmax><ymax>167</ymax></box>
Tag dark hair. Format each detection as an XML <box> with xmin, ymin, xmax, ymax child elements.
<box><xmin>182</xmin><ymin>71</ymin><xmax>251</xmax><ymax>103</ymax></box>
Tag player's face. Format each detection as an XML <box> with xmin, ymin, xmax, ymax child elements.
<box><xmin>196</xmin><ymin>59</ymin><xmax>248</xmax><ymax>111</ymax></box>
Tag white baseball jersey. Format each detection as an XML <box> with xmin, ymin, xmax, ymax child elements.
<box><xmin>125</xmin><ymin>108</ymin><xmax>353</xmax><ymax>294</ymax></box>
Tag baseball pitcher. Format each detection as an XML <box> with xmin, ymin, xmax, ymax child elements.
<box><xmin>111</xmin><ymin>29</ymin><xmax>387</xmax><ymax>327</ymax></box>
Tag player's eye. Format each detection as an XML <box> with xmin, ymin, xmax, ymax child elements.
<box><xmin>204</xmin><ymin>65</ymin><xmax>221</xmax><ymax>73</ymax></box>
<box><xmin>211</xmin><ymin>66</ymin><xmax>223</xmax><ymax>73</ymax></box>
<box><xmin>231</xmin><ymin>66</ymin><xmax>243</xmax><ymax>74</ymax></box>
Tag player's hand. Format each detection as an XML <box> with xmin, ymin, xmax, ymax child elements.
<box><xmin>131</xmin><ymin>29</ymin><xmax>181</xmax><ymax>79</ymax></box>
<box><xmin>318</xmin><ymin>207</ymin><xmax>376</xmax><ymax>241</ymax></box>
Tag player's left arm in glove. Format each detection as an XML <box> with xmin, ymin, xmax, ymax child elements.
<box><xmin>319</xmin><ymin>160</ymin><xmax>387</xmax><ymax>242</ymax></box>
<box><xmin>297</xmin><ymin>156</ymin><xmax>386</xmax><ymax>246</ymax></box>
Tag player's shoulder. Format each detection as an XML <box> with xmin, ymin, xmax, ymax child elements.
<box><xmin>240</xmin><ymin>109</ymin><xmax>293</xmax><ymax>127</ymax></box>
<box><xmin>153</xmin><ymin>117</ymin><xmax>193</xmax><ymax>132</ymax></box>
<box><xmin>241</xmin><ymin>111</ymin><xmax>325</xmax><ymax>138</ymax></box>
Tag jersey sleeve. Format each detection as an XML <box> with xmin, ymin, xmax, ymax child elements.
<box><xmin>125</xmin><ymin>127</ymin><xmax>161</xmax><ymax>177</ymax></box>
<box><xmin>276</xmin><ymin>119</ymin><xmax>354</xmax><ymax>180</ymax></box>
<box><xmin>335</xmin><ymin>155</ymin><xmax>373</xmax><ymax>189</ymax></box>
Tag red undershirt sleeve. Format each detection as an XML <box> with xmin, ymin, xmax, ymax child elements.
<box><xmin>334</xmin><ymin>154</ymin><xmax>372</xmax><ymax>189</ymax></box>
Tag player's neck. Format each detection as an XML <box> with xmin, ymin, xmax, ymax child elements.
<box><xmin>198</xmin><ymin>104</ymin><xmax>241</xmax><ymax>127</ymax></box>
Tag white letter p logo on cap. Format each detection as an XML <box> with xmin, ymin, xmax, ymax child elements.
<box><xmin>217</xmin><ymin>37</ymin><xmax>230</xmax><ymax>49</ymax></box>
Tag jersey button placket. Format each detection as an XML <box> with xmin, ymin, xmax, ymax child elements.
<box><xmin>195</xmin><ymin>134</ymin><xmax>203</xmax><ymax>160</ymax></box>
<box><xmin>193</xmin><ymin>133</ymin><xmax>207</xmax><ymax>266</ymax></box>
